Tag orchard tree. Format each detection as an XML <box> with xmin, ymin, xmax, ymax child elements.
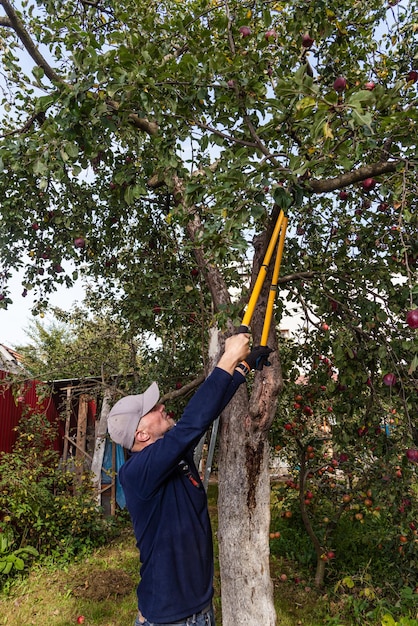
<box><xmin>1</xmin><ymin>1</ymin><xmax>417</xmax><ymax>623</ymax></box>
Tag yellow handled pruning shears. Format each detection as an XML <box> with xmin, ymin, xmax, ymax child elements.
<box><xmin>239</xmin><ymin>209</ymin><xmax>288</xmax><ymax>346</ymax></box>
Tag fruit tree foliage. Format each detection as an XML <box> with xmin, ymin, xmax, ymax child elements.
<box><xmin>0</xmin><ymin>0</ymin><xmax>416</xmax><ymax>400</ymax></box>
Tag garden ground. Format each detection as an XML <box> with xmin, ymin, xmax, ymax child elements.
<box><xmin>0</xmin><ymin>484</ymin><xmax>416</xmax><ymax>626</ymax></box>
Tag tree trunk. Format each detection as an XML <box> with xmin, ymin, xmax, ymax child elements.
<box><xmin>217</xmin><ymin>388</ymin><xmax>277</xmax><ymax>625</ymax></box>
<box><xmin>216</xmin><ymin>211</ymin><xmax>284</xmax><ymax>625</ymax></box>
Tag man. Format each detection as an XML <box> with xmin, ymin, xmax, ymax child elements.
<box><xmin>107</xmin><ymin>333</ymin><xmax>272</xmax><ymax>626</ymax></box>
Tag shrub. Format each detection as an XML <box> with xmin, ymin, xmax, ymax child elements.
<box><xmin>0</xmin><ymin>409</ymin><xmax>113</xmax><ymax>569</ymax></box>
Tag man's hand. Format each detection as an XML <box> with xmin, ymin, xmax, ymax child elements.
<box><xmin>217</xmin><ymin>333</ymin><xmax>251</xmax><ymax>375</ymax></box>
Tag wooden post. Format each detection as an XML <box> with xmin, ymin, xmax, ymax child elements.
<box><xmin>75</xmin><ymin>394</ymin><xmax>89</xmax><ymax>484</ymax></box>
<box><xmin>62</xmin><ymin>387</ymin><xmax>72</xmax><ymax>462</ymax></box>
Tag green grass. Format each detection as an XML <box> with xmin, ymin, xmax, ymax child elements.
<box><xmin>0</xmin><ymin>485</ymin><xmax>417</xmax><ymax>626</ymax></box>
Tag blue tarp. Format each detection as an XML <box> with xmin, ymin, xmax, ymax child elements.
<box><xmin>101</xmin><ymin>439</ymin><xmax>126</xmax><ymax>509</ymax></box>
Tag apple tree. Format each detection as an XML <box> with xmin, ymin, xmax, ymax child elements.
<box><xmin>0</xmin><ymin>0</ymin><xmax>417</xmax><ymax>622</ymax></box>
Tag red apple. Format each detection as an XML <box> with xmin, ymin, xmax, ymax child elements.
<box><xmin>31</xmin><ymin>222</ymin><xmax>40</xmax><ymax>230</ymax></box>
<box><xmin>239</xmin><ymin>25</ymin><xmax>252</xmax><ymax>37</ymax></box>
<box><xmin>339</xmin><ymin>190</ymin><xmax>348</xmax><ymax>200</ymax></box>
<box><xmin>362</xmin><ymin>177</ymin><xmax>376</xmax><ymax>191</ymax></box>
<box><xmin>406</xmin><ymin>309</ymin><xmax>418</xmax><ymax>329</ymax></box>
<box><xmin>365</xmin><ymin>81</ymin><xmax>375</xmax><ymax>90</ymax></box>
<box><xmin>327</xmin><ymin>551</ymin><xmax>335</xmax><ymax>560</ymax></box>
<box><xmin>77</xmin><ymin>617</ymin><xmax>85</xmax><ymax>625</ymax></box>
<box><xmin>383</xmin><ymin>373</ymin><xmax>396</xmax><ymax>386</ymax></box>
<box><xmin>265</xmin><ymin>29</ymin><xmax>277</xmax><ymax>40</ymax></box>
<box><xmin>407</xmin><ymin>70</ymin><xmax>418</xmax><ymax>83</ymax></box>
<box><xmin>333</xmin><ymin>76</ymin><xmax>347</xmax><ymax>92</ymax></box>
<box><xmin>152</xmin><ymin>305</ymin><xmax>161</xmax><ymax>314</ymax></box>
<box><xmin>175</xmin><ymin>381</ymin><xmax>182</xmax><ymax>390</ymax></box>
<box><xmin>302</xmin><ymin>33</ymin><xmax>314</xmax><ymax>48</ymax></box>
<box><xmin>74</xmin><ymin>237</ymin><xmax>86</xmax><ymax>249</ymax></box>
<box><xmin>406</xmin><ymin>449</ymin><xmax>418</xmax><ymax>463</ymax></box>
<box><xmin>227</xmin><ymin>79</ymin><xmax>235</xmax><ymax>89</ymax></box>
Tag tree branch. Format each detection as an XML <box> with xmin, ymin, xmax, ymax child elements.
<box><xmin>306</xmin><ymin>160</ymin><xmax>400</xmax><ymax>194</ymax></box>
<box><xmin>193</xmin><ymin>119</ymin><xmax>260</xmax><ymax>149</ymax></box>
<box><xmin>278</xmin><ymin>271</ymin><xmax>316</xmax><ymax>284</ymax></box>
<box><xmin>161</xmin><ymin>373</ymin><xmax>205</xmax><ymax>402</ymax></box>
<box><xmin>0</xmin><ymin>2</ymin><xmax>159</xmax><ymax>138</ymax></box>
<box><xmin>0</xmin><ymin>0</ymin><xmax>66</xmax><ymax>85</ymax></box>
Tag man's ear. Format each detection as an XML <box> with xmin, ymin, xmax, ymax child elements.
<box><xmin>135</xmin><ymin>430</ymin><xmax>150</xmax><ymax>443</ymax></box>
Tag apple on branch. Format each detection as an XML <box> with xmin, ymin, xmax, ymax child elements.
<box><xmin>406</xmin><ymin>309</ymin><xmax>418</xmax><ymax>329</ymax></box>
<box><xmin>74</xmin><ymin>237</ymin><xmax>86</xmax><ymax>249</ymax></box>
<box><xmin>383</xmin><ymin>373</ymin><xmax>396</xmax><ymax>387</ymax></box>
<box><xmin>364</xmin><ymin>81</ymin><xmax>375</xmax><ymax>90</ymax></box>
<box><xmin>406</xmin><ymin>449</ymin><xmax>418</xmax><ymax>463</ymax></box>
<box><xmin>333</xmin><ymin>76</ymin><xmax>347</xmax><ymax>93</ymax></box>
<box><xmin>362</xmin><ymin>177</ymin><xmax>376</xmax><ymax>191</ymax></box>
<box><xmin>239</xmin><ymin>25</ymin><xmax>251</xmax><ymax>37</ymax></box>
<box><xmin>265</xmin><ymin>29</ymin><xmax>277</xmax><ymax>40</ymax></box>
<box><xmin>302</xmin><ymin>33</ymin><xmax>314</xmax><ymax>48</ymax></box>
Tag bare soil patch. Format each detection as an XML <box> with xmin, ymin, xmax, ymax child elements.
<box><xmin>72</xmin><ymin>568</ymin><xmax>135</xmax><ymax>601</ymax></box>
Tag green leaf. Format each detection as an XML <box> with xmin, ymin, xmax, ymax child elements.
<box><xmin>32</xmin><ymin>66</ymin><xmax>45</xmax><ymax>81</ymax></box>
<box><xmin>408</xmin><ymin>354</ymin><xmax>418</xmax><ymax>375</ymax></box>
<box><xmin>65</xmin><ymin>143</ymin><xmax>79</xmax><ymax>158</ymax></box>
<box><xmin>342</xmin><ymin>576</ymin><xmax>355</xmax><ymax>589</ymax></box>
<box><xmin>296</xmin><ymin>97</ymin><xmax>316</xmax><ymax>111</ymax></box>
<box><xmin>13</xmin><ymin>556</ymin><xmax>25</xmax><ymax>570</ymax></box>
<box><xmin>350</xmin><ymin>109</ymin><xmax>373</xmax><ymax>130</ymax></box>
<box><xmin>33</xmin><ymin>159</ymin><xmax>48</xmax><ymax>176</ymax></box>
<box><xmin>0</xmin><ymin>561</ymin><xmax>13</xmax><ymax>575</ymax></box>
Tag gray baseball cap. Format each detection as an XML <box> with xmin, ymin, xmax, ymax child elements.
<box><xmin>107</xmin><ymin>382</ymin><xmax>160</xmax><ymax>449</ymax></box>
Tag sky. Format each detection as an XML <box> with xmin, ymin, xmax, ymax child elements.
<box><xmin>0</xmin><ymin>269</ymin><xmax>85</xmax><ymax>348</ymax></box>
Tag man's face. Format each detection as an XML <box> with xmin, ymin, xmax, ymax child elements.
<box><xmin>138</xmin><ymin>403</ymin><xmax>175</xmax><ymax>441</ymax></box>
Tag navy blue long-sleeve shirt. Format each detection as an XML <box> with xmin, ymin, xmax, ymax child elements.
<box><xmin>119</xmin><ymin>366</ymin><xmax>245</xmax><ymax>623</ymax></box>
